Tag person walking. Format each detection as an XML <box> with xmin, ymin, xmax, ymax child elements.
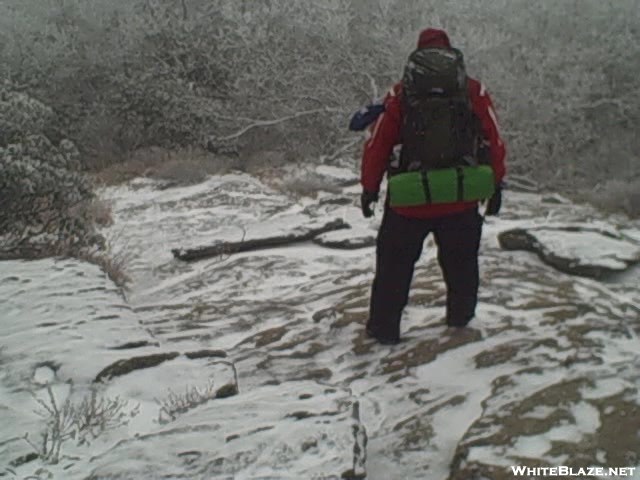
<box><xmin>360</xmin><ymin>28</ymin><xmax>506</xmax><ymax>345</ymax></box>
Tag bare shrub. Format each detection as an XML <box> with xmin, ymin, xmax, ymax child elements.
<box><xmin>75</xmin><ymin>228</ymin><xmax>135</xmax><ymax>290</ymax></box>
<box><xmin>155</xmin><ymin>379</ymin><xmax>217</xmax><ymax>424</ymax></box>
<box><xmin>24</xmin><ymin>385</ymin><xmax>137</xmax><ymax>464</ymax></box>
<box><xmin>74</xmin><ymin>249</ymin><xmax>131</xmax><ymax>290</ymax></box>
<box><xmin>94</xmin><ymin>146</ymin><xmax>169</xmax><ymax>185</ymax></box>
<box><xmin>72</xmin><ymin>388</ymin><xmax>139</xmax><ymax>446</ymax></box>
<box><xmin>235</xmin><ymin>150</ymin><xmax>295</xmax><ymax>176</ymax></box>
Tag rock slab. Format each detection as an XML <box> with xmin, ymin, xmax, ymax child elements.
<box><xmin>87</xmin><ymin>381</ymin><xmax>367</xmax><ymax>480</ymax></box>
<box><xmin>498</xmin><ymin>226</ymin><xmax>640</xmax><ymax>278</ymax></box>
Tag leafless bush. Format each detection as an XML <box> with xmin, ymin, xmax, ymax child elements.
<box><xmin>74</xmin><ymin>248</ymin><xmax>131</xmax><ymax>290</ymax></box>
<box><xmin>24</xmin><ymin>385</ymin><xmax>137</xmax><ymax>464</ymax></box>
<box><xmin>155</xmin><ymin>379</ymin><xmax>217</xmax><ymax>424</ymax></box>
<box><xmin>72</xmin><ymin>388</ymin><xmax>139</xmax><ymax>445</ymax></box>
<box><xmin>75</xmin><ymin>228</ymin><xmax>136</xmax><ymax>290</ymax></box>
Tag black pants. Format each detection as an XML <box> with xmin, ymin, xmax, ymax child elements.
<box><xmin>367</xmin><ymin>207</ymin><xmax>483</xmax><ymax>341</ymax></box>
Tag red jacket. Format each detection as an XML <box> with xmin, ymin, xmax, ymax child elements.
<box><xmin>360</xmin><ymin>29</ymin><xmax>507</xmax><ymax>219</ymax></box>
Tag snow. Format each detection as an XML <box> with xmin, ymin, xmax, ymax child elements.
<box><xmin>0</xmin><ymin>259</ymin><xmax>154</xmax><ymax>386</ymax></box>
<box><xmin>89</xmin><ymin>382</ymin><xmax>364</xmax><ymax>480</ymax></box>
<box><xmin>0</xmin><ymin>257</ymin><xmax>362</xmax><ymax>479</ymax></box>
<box><xmin>314</xmin><ymin>164</ymin><xmax>359</xmax><ymax>185</ymax></box>
<box><xmin>2</xmin><ymin>172</ymin><xmax>640</xmax><ymax>479</ymax></box>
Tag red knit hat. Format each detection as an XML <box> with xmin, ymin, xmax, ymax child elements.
<box><xmin>417</xmin><ymin>28</ymin><xmax>451</xmax><ymax>48</ymax></box>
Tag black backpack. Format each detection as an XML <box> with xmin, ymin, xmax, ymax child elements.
<box><xmin>395</xmin><ymin>47</ymin><xmax>482</xmax><ymax>174</ymax></box>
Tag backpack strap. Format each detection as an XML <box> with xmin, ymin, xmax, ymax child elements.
<box><xmin>456</xmin><ymin>167</ymin><xmax>465</xmax><ymax>201</ymax></box>
<box><xmin>420</xmin><ymin>169</ymin><xmax>432</xmax><ymax>203</ymax></box>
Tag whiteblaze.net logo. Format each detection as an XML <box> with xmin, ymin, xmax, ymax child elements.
<box><xmin>511</xmin><ymin>466</ymin><xmax>637</xmax><ymax>477</ymax></box>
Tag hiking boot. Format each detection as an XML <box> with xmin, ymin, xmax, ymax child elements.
<box><xmin>365</xmin><ymin>326</ymin><xmax>400</xmax><ymax>345</ymax></box>
<box><xmin>443</xmin><ymin>325</ymin><xmax>481</xmax><ymax>340</ymax></box>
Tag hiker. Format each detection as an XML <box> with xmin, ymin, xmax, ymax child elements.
<box><xmin>360</xmin><ymin>28</ymin><xmax>506</xmax><ymax>345</ymax></box>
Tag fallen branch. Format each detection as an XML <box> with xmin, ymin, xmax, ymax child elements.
<box><xmin>505</xmin><ymin>174</ymin><xmax>539</xmax><ymax>193</ymax></box>
<box><xmin>364</xmin><ymin>72</ymin><xmax>380</xmax><ymax>99</ymax></box>
<box><xmin>172</xmin><ymin>219</ymin><xmax>350</xmax><ymax>262</ymax></box>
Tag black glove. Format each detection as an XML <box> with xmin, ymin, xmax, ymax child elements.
<box><xmin>485</xmin><ymin>184</ymin><xmax>502</xmax><ymax>216</ymax></box>
<box><xmin>360</xmin><ymin>190</ymin><xmax>379</xmax><ymax>218</ymax></box>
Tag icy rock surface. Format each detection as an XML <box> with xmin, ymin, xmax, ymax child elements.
<box><xmin>0</xmin><ymin>259</ymin><xmax>155</xmax><ymax>387</ymax></box>
<box><xmin>2</xmin><ymin>176</ymin><xmax>640</xmax><ymax>480</ymax></box>
<box><xmin>0</xmin><ymin>259</ymin><xmax>157</xmax><ymax>471</ymax></box>
<box><xmin>88</xmin><ymin>381</ymin><xmax>365</xmax><ymax>480</ymax></box>
<box><xmin>0</xmin><ymin>258</ymin><xmax>364</xmax><ymax>480</ymax></box>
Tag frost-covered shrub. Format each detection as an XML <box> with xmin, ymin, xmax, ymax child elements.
<box><xmin>108</xmin><ymin>73</ymin><xmax>225</xmax><ymax>151</ymax></box>
<box><xmin>0</xmin><ymin>135</ymin><xmax>95</xmax><ymax>256</ymax></box>
<box><xmin>0</xmin><ymin>0</ymin><xmax>368</xmax><ymax>163</ymax></box>
<box><xmin>0</xmin><ymin>86</ymin><xmax>97</xmax><ymax>257</ymax></box>
<box><xmin>1</xmin><ymin>0</ymin><xmax>638</xmax><ymax>208</ymax></box>
<box><xmin>0</xmin><ymin>88</ymin><xmax>55</xmax><ymax>146</ymax></box>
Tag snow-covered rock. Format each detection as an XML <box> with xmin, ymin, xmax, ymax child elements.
<box><xmin>3</xmin><ymin>170</ymin><xmax>640</xmax><ymax>480</ymax></box>
<box><xmin>99</xmin><ymin>174</ymin><xmax>640</xmax><ymax>480</ymax></box>
<box><xmin>0</xmin><ymin>259</ymin><xmax>156</xmax><ymax>388</ymax></box>
<box><xmin>87</xmin><ymin>381</ymin><xmax>366</xmax><ymax>480</ymax></box>
<box><xmin>0</xmin><ymin>258</ymin><xmax>157</xmax><ymax>471</ymax></box>
<box><xmin>450</xmin><ymin>365</ymin><xmax>640</xmax><ymax>480</ymax></box>
<box><xmin>0</xmin><ymin>255</ymin><xmax>367</xmax><ymax>480</ymax></box>
<box><xmin>498</xmin><ymin>226</ymin><xmax>640</xmax><ymax>278</ymax></box>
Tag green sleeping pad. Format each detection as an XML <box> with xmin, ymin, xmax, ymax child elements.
<box><xmin>389</xmin><ymin>165</ymin><xmax>495</xmax><ymax>207</ymax></box>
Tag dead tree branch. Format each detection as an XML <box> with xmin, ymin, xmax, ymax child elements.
<box><xmin>172</xmin><ymin>219</ymin><xmax>349</xmax><ymax>261</ymax></box>
<box><xmin>215</xmin><ymin>108</ymin><xmax>341</xmax><ymax>142</ymax></box>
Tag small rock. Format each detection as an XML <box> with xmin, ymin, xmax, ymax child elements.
<box><xmin>94</xmin><ymin>352</ymin><xmax>180</xmax><ymax>382</ymax></box>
